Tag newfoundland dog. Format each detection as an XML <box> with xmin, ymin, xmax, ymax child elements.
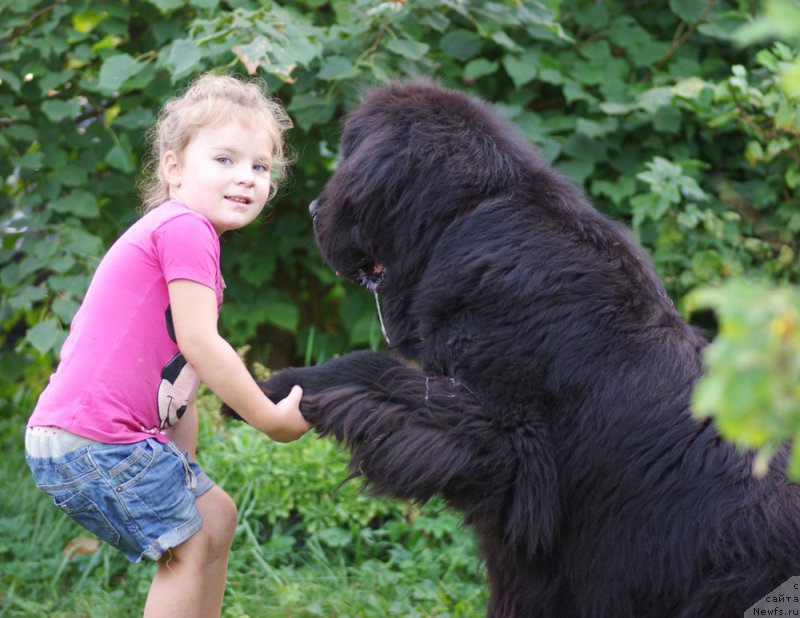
<box><xmin>232</xmin><ymin>81</ymin><xmax>800</xmax><ymax>616</ymax></box>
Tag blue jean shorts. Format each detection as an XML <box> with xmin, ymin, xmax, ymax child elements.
<box><xmin>26</xmin><ymin>437</ymin><xmax>215</xmax><ymax>563</ymax></box>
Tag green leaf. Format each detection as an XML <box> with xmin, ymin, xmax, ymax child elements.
<box><xmin>165</xmin><ymin>39</ymin><xmax>203</xmax><ymax>79</ymax></box>
<box><xmin>652</xmin><ymin>106</ymin><xmax>682</xmax><ymax>133</ymax></box>
<box><xmin>52</xmin><ymin>297</ymin><xmax>80</xmax><ymax>323</ymax></box>
<box><xmin>106</xmin><ymin>135</ymin><xmax>135</xmax><ymax>174</ymax></box>
<box><xmin>40</xmin><ymin>99</ymin><xmax>81</xmax><ymax>122</ymax></box>
<box><xmin>571</xmin><ymin>59</ymin><xmax>606</xmax><ymax>86</ymax></box>
<box><xmin>563</xmin><ymin>81</ymin><xmax>592</xmax><ymax>104</ymax></box>
<box><xmin>49</xmin><ymin>253</ymin><xmax>77</xmax><ymax>274</ymax></box>
<box><xmin>8</xmin><ymin>284</ymin><xmax>48</xmax><ymax>312</ymax></box>
<box><xmin>576</xmin><ymin>118</ymin><xmax>619</xmax><ymax>139</ymax></box>
<box><xmin>735</xmin><ymin>0</ymin><xmax>800</xmax><ymax>45</ymax></box>
<box><xmin>637</xmin><ymin>87</ymin><xmax>673</xmax><ymax>113</ymax></box>
<box><xmin>631</xmin><ymin>193</ymin><xmax>670</xmax><ymax>226</ymax></box>
<box><xmin>669</xmin><ymin>0</ymin><xmax>706</xmax><ymax>23</ymax></box>
<box><xmin>745</xmin><ymin>141</ymin><xmax>764</xmax><ymax>164</ymax></box>
<box><xmin>265</xmin><ymin>301</ymin><xmax>299</xmax><ymax>332</ymax></box>
<box><xmin>233</xmin><ymin>37</ymin><xmax>271</xmax><ymax>76</ymax></box>
<box><xmin>698</xmin><ymin>18</ymin><xmax>748</xmax><ymax>41</ymax></box>
<box><xmin>780</xmin><ymin>57</ymin><xmax>800</xmax><ymax>99</ymax></box>
<box><xmin>786</xmin><ymin>164</ymin><xmax>800</xmax><ymax>190</ymax></box>
<box><xmin>97</xmin><ymin>53</ymin><xmax>145</xmax><ymax>94</ymax></box>
<box><xmin>419</xmin><ymin>10</ymin><xmax>450</xmax><ymax>32</ymax></box>
<box><xmin>50</xmin><ymin>274</ymin><xmax>94</xmax><ymax>298</ymax></box>
<box><xmin>573</xmin><ymin>3</ymin><xmax>609</xmax><ymax>29</ymax></box>
<box><xmin>0</xmin><ymin>69</ymin><xmax>22</xmax><ymax>92</ymax></box>
<box><xmin>591</xmin><ymin>176</ymin><xmax>637</xmax><ymax>206</ymax></box>
<box><xmin>315</xmin><ymin>526</ymin><xmax>352</xmax><ymax>548</ymax></box>
<box><xmin>371</xmin><ymin>61</ymin><xmax>391</xmax><ymax>83</ymax></box>
<box><xmin>386</xmin><ymin>38</ymin><xmax>429</xmax><ymax>60</ymax></box>
<box><xmin>463</xmin><ymin>58</ymin><xmax>498</xmax><ymax>81</ymax></box>
<box><xmin>51</xmin><ymin>190</ymin><xmax>100</xmax><ymax>218</ymax></box>
<box><xmin>599</xmin><ymin>101</ymin><xmax>638</xmax><ymax>115</ymax></box>
<box><xmin>144</xmin><ymin>0</ymin><xmax>184</xmax><ymax>13</ymax></box>
<box><xmin>789</xmin><ymin>435</ymin><xmax>800</xmax><ymax>479</ymax></box>
<box><xmin>26</xmin><ymin>319</ymin><xmax>62</xmax><ymax>355</ymax></box>
<box><xmin>60</xmin><ymin>164</ymin><xmax>89</xmax><ymax>187</ymax></box>
<box><xmin>672</xmin><ymin>77</ymin><xmax>712</xmax><ymax>100</ymax></box>
<box><xmin>557</xmin><ymin>159</ymin><xmax>594</xmax><ymax>186</ymax></box>
<box><xmin>287</xmin><ymin>93</ymin><xmax>336</xmax><ymax>131</ymax></box>
<box><xmin>503</xmin><ymin>50</ymin><xmax>538</xmax><ymax>88</ymax></box>
<box><xmin>72</xmin><ymin>9</ymin><xmax>106</xmax><ymax>33</ymax></box>
<box><xmin>440</xmin><ymin>29</ymin><xmax>483</xmax><ymax>61</ymax></box>
<box><xmin>14</xmin><ymin>150</ymin><xmax>44</xmax><ymax>170</ymax></box>
<box><xmin>491</xmin><ymin>31</ymin><xmax>521</xmax><ymax>52</ymax></box>
<box><xmin>280</xmin><ymin>32</ymin><xmax>320</xmax><ymax>69</ymax></box>
<box><xmin>317</xmin><ymin>55</ymin><xmax>359</xmax><ymax>81</ymax></box>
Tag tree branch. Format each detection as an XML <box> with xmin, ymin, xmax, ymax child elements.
<box><xmin>1</xmin><ymin>4</ymin><xmax>59</xmax><ymax>45</ymax></box>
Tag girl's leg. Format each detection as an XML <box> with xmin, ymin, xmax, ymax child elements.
<box><xmin>195</xmin><ymin>486</ymin><xmax>238</xmax><ymax>615</ymax></box>
<box><xmin>144</xmin><ymin>524</ymin><xmax>212</xmax><ymax>618</ymax></box>
<box><xmin>143</xmin><ymin>485</ymin><xmax>238</xmax><ymax>618</ymax></box>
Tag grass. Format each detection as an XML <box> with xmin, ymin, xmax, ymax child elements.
<box><xmin>0</xmin><ymin>392</ymin><xmax>487</xmax><ymax>617</ymax></box>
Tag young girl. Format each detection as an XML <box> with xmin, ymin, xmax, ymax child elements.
<box><xmin>25</xmin><ymin>73</ymin><xmax>310</xmax><ymax>617</ymax></box>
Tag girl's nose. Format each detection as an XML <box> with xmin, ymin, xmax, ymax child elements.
<box><xmin>236</xmin><ymin>163</ymin><xmax>255</xmax><ymax>185</ymax></box>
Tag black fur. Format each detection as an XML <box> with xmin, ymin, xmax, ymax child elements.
<box><xmin>229</xmin><ymin>81</ymin><xmax>800</xmax><ymax>616</ymax></box>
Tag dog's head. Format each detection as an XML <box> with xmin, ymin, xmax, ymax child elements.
<box><xmin>309</xmin><ymin>80</ymin><xmax>534</xmax><ymax>295</ymax></box>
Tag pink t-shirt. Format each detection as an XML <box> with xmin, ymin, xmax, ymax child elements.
<box><xmin>28</xmin><ymin>200</ymin><xmax>224</xmax><ymax>444</ymax></box>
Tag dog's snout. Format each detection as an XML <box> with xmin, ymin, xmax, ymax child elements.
<box><xmin>309</xmin><ymin>200</ymin><xmax>319</xmax><ymax>220</ymax></box>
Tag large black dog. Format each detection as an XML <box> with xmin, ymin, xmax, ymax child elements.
<box><xmin>232</xmin><ymin>81</ymin><xmax>800</xmax><ymax>616</ymax></box>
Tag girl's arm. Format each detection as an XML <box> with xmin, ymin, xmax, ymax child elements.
<box><xmin>167</xmin><ymin>279</ymin><xmax>310</xmax><ymax>443</ymax></box>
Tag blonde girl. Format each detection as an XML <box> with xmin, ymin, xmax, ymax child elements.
<box><xmin>25</xmin><ymin>73</ymin><xmax>309</xmax><ymax>617</ymax></box>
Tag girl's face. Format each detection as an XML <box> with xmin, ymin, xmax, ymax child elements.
<box><xmin>163</xmin><ymin>119</ymin><xmax>274</xmax><ymax>235</ymax></box>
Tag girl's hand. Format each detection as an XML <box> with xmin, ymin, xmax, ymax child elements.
<box><xmin>269</xmin><ymin>385</ymin><xmax>311</xmax><ymax>442</ymax></box>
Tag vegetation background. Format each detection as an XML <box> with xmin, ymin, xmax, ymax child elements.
<box><xmin>1</xmin><ymin>0</ymin><xmax>799</xmax><ymax>615</ymax></box>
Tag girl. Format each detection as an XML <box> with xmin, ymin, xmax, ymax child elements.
<box><xmin>25</xmin><ymin>73</ymin><xmax>310</xmax><ymax>617</ymax></box>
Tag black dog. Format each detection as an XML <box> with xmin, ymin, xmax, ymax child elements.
<box><xmin>228</xmin><ymin>81</ymin><xmax>800</xmax><ymax>617</ymax></box>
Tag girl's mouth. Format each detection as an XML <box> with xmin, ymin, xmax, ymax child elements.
<box><xmin>226</xmin><ymin>195</ymin><xmax>251</xmax><ymax>205</ymax></box>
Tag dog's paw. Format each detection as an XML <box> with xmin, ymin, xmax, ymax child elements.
<box><xmin>260</xmin><ymin>369</ymin><xmax>306</xmax><ymax>402</ymax></box>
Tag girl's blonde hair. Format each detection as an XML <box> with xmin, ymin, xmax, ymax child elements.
<box><xmin>139</xmin><ymin>72</ymin><xmax>293</xmax><ymax>213</ymax></box>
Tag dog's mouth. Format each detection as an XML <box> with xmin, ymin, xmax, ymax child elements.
<box><xmin>346</xmin><ymin>261</ymin><xmax>386</xmax><ymax>293</ymax></box>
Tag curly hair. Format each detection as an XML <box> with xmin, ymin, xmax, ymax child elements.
<box><xmin>138</xmin><ymin>72</ymin><xmax>293</xmax><ymax>213</ymax></box>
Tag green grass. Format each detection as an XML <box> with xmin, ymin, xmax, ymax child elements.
<box><xmin>0</xmin><ymin>393</ymin><xmax>487</xmax><ymax>617</ymax></box>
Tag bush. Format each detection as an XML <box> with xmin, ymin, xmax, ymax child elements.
<box><xmin>3</xmin><ymin>0</ymin><xmax>798</xmax><ymax>407</ymax></box>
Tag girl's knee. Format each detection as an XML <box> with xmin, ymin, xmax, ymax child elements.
<box><xmin>215</xmin><ymin>492</ymin><xmax>238</xmax><ymax>544</ymax></box>
<box><xmin>199</xmin><ymin>487</ymin><xmax>238</xmax><ymax>548</ymax></box>
<box><xmin>218</xmin><ymin>489</ymin><xmax>238</xmax><ymax>522</ymax></box>
<box><xmin>160</xmin><ymin>525</ymin><xmax>213</xmax><ymax>568</ymax></box>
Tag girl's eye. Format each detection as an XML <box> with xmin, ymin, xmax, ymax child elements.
<box><xmin>216</xmin><ymin>156</ymin><xmax>233</xmax><ymax>165</ymax></box>
<box><xmin>253</xmin><ymin>163</ymin><xmax>270</xmax><ymax>173</ymax></box>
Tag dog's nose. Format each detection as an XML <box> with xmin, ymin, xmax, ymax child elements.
<box><xmin>308</xmin><ymin>200</ymin><xmax>319</xmax><ymax>220</ymax></box>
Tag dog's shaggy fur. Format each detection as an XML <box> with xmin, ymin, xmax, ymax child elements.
<box><xmin>241</xmin><ymin>81</ymin><xmax>800</xmax><ymax>616</ymax></box>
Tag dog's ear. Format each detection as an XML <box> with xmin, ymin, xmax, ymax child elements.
<box><xmin>506</xmin><ymin>438</ymin><xmax>559</xmax><ymax>559</ymax></box>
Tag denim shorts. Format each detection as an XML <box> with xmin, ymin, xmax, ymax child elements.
<box><xmin>26</xmin><ymin>437</ymin><xmax>215</xmax><ymax>563</ymax></box>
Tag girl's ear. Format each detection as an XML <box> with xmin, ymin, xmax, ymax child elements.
<box><xmin>162</xmin><ymin>150</ymin><xmax>181</xmax><ymax>188</ymax></box>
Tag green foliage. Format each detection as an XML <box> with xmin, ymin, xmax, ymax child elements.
<box><xmin>688</xmin><ymin>280</ymin><xmax>800</xmax><ymax>478</ymax></box>
<box><xmin>683</xmin><ymin>0</ymin><xmax>800</xmax><ymax>476</ymax></box>
<box><xmin>0</xmin><ymin>395</ymin><xmax>486</xmax><ymax>616</ymax></box>
<box><xmin>2</xmin><ymin>0</ymin><xmax>798</xmax><ymax>395</ymax></box>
